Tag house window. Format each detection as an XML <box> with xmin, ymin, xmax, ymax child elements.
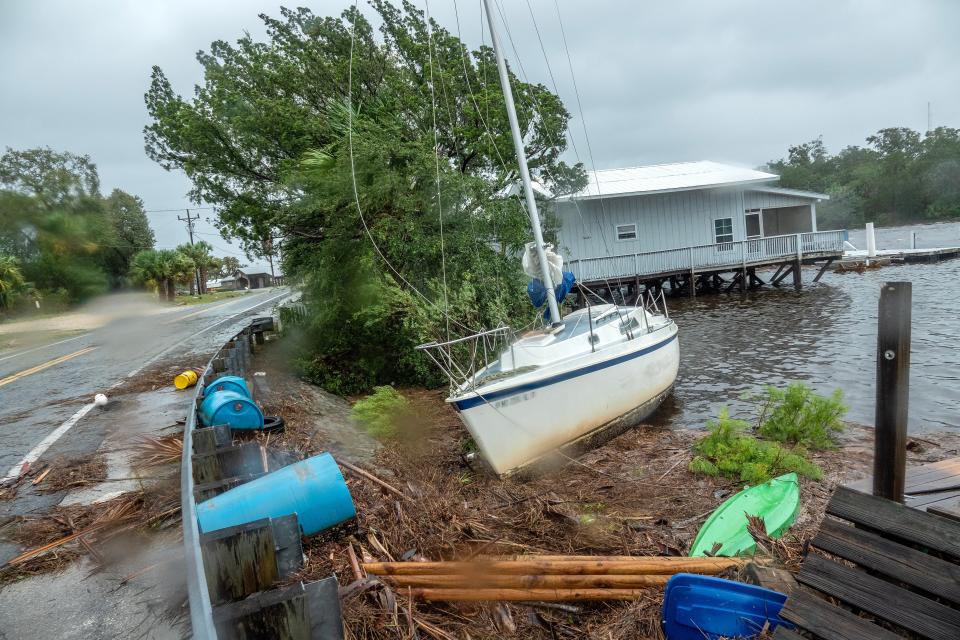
<box><xmin>615</xmin><ymin>223</ymin><xmax>638</xmax><ymax>241</ymax></box>
<box><xmin>714</xmin><ymin>217</ymin><xmax>734</xmax><ymax>244</ymax></box>
<box><xmin>745</xmin><ymin>209</ymin><xmax>762</xmax><ymax>239</ymax></box>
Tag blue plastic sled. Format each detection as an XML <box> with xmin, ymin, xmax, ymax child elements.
<box><xmin>662</xmin><ymin>574</ymin><xmax>791</xmax><ymax>640</ymax></box>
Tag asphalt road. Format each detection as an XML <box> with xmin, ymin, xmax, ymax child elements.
<box><xmin>0</xmin><ymin>288</ymin><xmax>293</xmax><ymax>480</ymax></box>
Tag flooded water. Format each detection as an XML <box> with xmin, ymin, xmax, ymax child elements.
<box><xmin>663</xmin><ymin>221</ymin><xmax>960</xmax><ymax>433</ymax></box>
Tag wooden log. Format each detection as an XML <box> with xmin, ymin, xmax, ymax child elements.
<box><xmin>874</xmin><ymin>282</ymin><xmax>911</xmax><ymax>502</ymax></box>
<box><xmin>363</xmin><ymin>557</ymin><xmax>743</xmax><ymax>576</ymax></box>
<box><xmin>411</xmin><ymin>588</ymin><xmax>647</xmax><ymax>602</ymax></box>
<box><xmin>383</xmin><ymin>574</ymin><xmax>670</xmax><ymax>589</ymax></box>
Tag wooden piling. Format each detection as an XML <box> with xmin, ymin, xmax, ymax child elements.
<box><xmin>873</xmin><ymin>282</ymin><xmax>911</xmax><ymax>502</ymax></box>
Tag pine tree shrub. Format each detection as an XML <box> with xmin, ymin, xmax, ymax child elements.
<box><xmin>758</xmin><ymin>383</ymin><xmax>847</xmax><ymax>449</ymax></box>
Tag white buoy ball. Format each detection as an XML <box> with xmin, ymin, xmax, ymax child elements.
<box><xmin>94</xmin><ymin>393</ymin><xmax>108</xmax><ymax>406</ymax></box>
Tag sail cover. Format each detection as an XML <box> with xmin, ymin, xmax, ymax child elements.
<box><xmin>521</xmin><ymin>242</ymin><xmax>564</xmax><ymax>284</ymax></box>
<box><xmin>527</xmin><ymin>271</ymin><xmax>576</xmax><ymax>321</ymax></box>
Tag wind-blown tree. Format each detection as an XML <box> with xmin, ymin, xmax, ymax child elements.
<box><xmin>145</xmin><ymin>2</ymin><xmax>586</xmax><ymax>392</ymax></box>
<box><xmin>0</xmin><ymin>147</ymin><xmax>155</xmax><ymax>298</ymax></box>
<box><xmin>0</xmin><ymin>255</ymin><xmax>25</xmax><ymax>311</ymax></box>
<box><xmin>101</xmin><ymin>189</ymin><xmax>156</xmax><ymax>286</ymax></box>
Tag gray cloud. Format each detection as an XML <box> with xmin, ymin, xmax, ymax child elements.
<box><xmin>2</xmin><ymin>0</ymin><xmax>959</xmax><ymax>262</ymax></box>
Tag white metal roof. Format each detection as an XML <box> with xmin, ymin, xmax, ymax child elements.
<box><xmin>558</xmin><ymin>160</ymin><xmax>779</xmax><ymax>201</ymax></box>
<box><xmin>747</xmin><ymin>185</ymin><xmax>830</xmax><ymax>201</ymax></box>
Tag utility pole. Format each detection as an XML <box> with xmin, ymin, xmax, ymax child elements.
<box><xmin>178</xmin><ymin>209</ymin><xmax>203</xmax><ymax>295</ymax></box>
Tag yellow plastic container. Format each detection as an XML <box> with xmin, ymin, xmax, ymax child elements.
<box><xmin>174</xmin><ymin>369</ymin><xmax>199</xmax><ymax>390</ymax></box>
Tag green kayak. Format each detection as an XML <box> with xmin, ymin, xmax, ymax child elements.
<box><xmin>689</xmin><ymin>472</ymin><xmax>800</xmax><ymax>557</ymax></box>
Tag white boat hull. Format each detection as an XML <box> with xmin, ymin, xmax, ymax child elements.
<box><xmin>450</xmin><ymin>327</ymin><xmax>680</xmax><ymax>475</ymax></box>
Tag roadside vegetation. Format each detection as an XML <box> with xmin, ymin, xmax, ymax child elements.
<box><xmin>689</xmin><ymin>383</ymin><xmax>848</xmax><ymax>483</ymax></box>
<box><xmin>350</xmin><ymin>385</ymin><xmax>413</xmax><ymax>439</ymax></box>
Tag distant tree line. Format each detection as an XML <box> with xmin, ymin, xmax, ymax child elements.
<box><xmin>0</xmin><ymin>147</ymin><xmax>155</xmax><ymax>312</ymax></box>
<box><xmin>765</xmin><ymin>126</ymin><xmax>960</xmax><ymax>229</ymax></box>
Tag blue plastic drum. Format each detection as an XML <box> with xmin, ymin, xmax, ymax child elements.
<box><xmin>206</xmin><ymin>375</ymin><xmax>250</xmax><ymax>398</ymax></box>
<box><xmin>199</xmin><ymin>389</ymin><xmax>264</xmax><ymax>429</ymax></box>
<box><xmin>196</xmin><ymin>452</ymin><xmax>356</xmax><ymax>536</ymax></box>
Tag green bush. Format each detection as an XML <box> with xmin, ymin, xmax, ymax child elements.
<box><xmin>758</xmin><ymin>383</ymin><xmax>847</xmax><ymax>449</ymax></box>
<box><xmin>689</xmin><ymin>408</ymin><xmax>823</xmax><ymax>484</ymax></box>
<box><xmin>351</xmin><ymin>386</ymin><xmax>412</xmax><ymax>439</ymax></box>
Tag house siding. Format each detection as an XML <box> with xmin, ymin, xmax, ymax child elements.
<box><xmin>553</xmin><ymin>188</ymin><xmax>823</xmax><ymax>263</ymax></box>
<box><xmin>554</xmin><ymin>187</ymin><xmax>747</xmax><ymax>262</ymax></box>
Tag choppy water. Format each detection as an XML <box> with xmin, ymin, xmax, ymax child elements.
<box><xmin>660</xmin><ymin>221</ymin><xmax>960</xmax><ymax>433</ymax></box>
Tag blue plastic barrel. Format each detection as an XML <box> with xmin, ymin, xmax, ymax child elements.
<box><xmin>206</xmin><ymin>375</ymin><xmax>250</xmax><ymax>398</ymax></box>
<box><xmin>199</xmin><ymin>389</ymin><xmax>264</xmax><ymax>429</ymax></box>
<box><xmin>196</xmin><ymin>453</ymin><xmax>356</xmax><ymax>536</ymax></box>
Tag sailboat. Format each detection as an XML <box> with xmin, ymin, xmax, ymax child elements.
<box><xmin>417</xmin><ymin>0</ymin><xmax>680</xmax><ymax>476</ymax></box>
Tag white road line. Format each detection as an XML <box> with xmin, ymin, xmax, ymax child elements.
<box><xmin>126</xmin><ymin>290</ymin><xmax>292</xmax><ymax>377</ymax></box>
<box><xmin>3</xmin><ymin>403</ymin><xmax>96</xmax><ymax>482</ymax></box>
<box><xmin>0</xmin><ymin>332</ymin><xmax>89</xmax><ymax>364</ymax></box>
<box><xmin>2</xmin><ymin>289</ymin><xmax>293</xmax><ymax>484</ymax></box>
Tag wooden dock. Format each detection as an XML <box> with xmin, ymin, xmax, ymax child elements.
<box><xmin>774</xmin><ymin>482</ymin><xmax>960</xmax><ymax>640</ymax></box>
<box><xmin>842</xmin><ymin>246</ymin><xmax>960</xmax><ymax>265</ymax></box>
<box><xmin>847</xmin><ymin>455</ymin><xmax>960</xmax><ymax>519</ymax></box>
<box><xmin>566</xmin><ymin>230</ymin><xmax>846</xmax><ymax>301</ymax></box>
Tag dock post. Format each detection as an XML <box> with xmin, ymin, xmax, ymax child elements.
<box><xmin>873</xmin><ymin>282</ymin><xmax>911</xmax><ymax>503</ymax></box>
<box><xmin>688</xmin><ymin>248</ymin><xmax>695</xmax><ymax>298</ymax></box>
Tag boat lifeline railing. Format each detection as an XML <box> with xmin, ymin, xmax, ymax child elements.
<box><xmin>415</xmin><ymin>326</ymin><xmax>515</xmax><ymax>392</ymax></box>
<box><xmin>567</xmin><ymin>229</ymin><xmax>847</xmax><ymax>283</ymax></box>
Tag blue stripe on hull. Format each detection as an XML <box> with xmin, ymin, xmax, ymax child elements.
<box><xmin>452</xmin><ymin>332</ymin><xmax>678</xmax><ymax>411</ymax></box>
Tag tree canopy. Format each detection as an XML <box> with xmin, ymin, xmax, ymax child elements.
<box><xmin>765</xmin><ymin>127</ymin><xmax>960</xmax><ymax>228</ymax></box>
<box><xmin>0</xmin><ymin>147</ymin><xmax>156</xmax><ymax>304</ymax></box>
<box><xmin>144</xmin><ymin>1</ymin><xmax>584</xmax><ymax>392</ymax></box>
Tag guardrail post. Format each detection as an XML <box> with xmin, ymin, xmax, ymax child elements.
<box><xmin>874</xmin><ymin>282</ymin><xmax>911</xmax><ymax>503</ymax></box>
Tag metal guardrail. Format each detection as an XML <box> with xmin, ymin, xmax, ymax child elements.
<box><xmin>181</xmin><ymin>322</ymin><xmax>269</xmax><ymax>639</ymax></box>
<box><xmin>567</xmin><ymin>229</ymin><xmax>847</xmax><ymax>283</ymax></box>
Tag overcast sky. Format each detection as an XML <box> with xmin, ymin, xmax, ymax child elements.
<box><xmin>2</xmin><ymin>0</ymin><xmax>958</xmax><ymax>268</ymax></box>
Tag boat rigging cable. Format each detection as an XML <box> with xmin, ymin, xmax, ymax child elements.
<box><xmin>522</xmin><ymin>0</ymin><xmax>627</xmax><ymax>310</ymax></box>
<box><xmin>346</xmin><ymin>1</ymin><xmax>478</xmax><ymax>337</ymax></box>
<box><xmin>493</xmin><ymin>0</ymin><xmax>626</xmax><ymax>314</ymax></box>
<box><xmin>424</xmin><ymin>0</ymin><xmax>453</xmax><ymax>349</ymax></box>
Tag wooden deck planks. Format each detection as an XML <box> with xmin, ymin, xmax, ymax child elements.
<box><xmin>797</xmin><ymin>555</ymin><xmax>960</xmax><ymax>640</ymax></box>
<box><xmin>779</xmin><ymin>589</ymin><xmax>901</xmax><ymax>640</ymax></box>
<box><xmin>827</xmin><ymin>486</ymin><xmax>960</xmax><ymax>558</ymax></box>
<box><xmin>929</xmin><ymin>500</ymin><xmax>960</xmax><ymax>522</ymax></box>
<box><xmin>811</xmin><ymin>518</ymin><xmax>960</xmax><ymax>605</ymax></box>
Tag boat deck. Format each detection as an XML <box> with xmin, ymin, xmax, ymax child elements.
<box><xmin>774</xmin><ymin>484</ymin><xmax>960</xmax><ymax>640</ymax></box>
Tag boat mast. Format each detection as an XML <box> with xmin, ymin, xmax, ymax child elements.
<box><xmin>482</xmin><ymin>0</ymin><xmax>562</xmax><ymax>324</ymax></box>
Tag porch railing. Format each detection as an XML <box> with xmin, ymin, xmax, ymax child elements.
<box><xmin>567</xmin><ymin>230</ymin><xmax>847</xmax><ymax>283</ymax></box>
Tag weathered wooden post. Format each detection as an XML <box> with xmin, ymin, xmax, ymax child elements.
<box><xmin>873</xmin><ymin>281</ymin><xmax>911</xmax><ymax>502</ymax></box>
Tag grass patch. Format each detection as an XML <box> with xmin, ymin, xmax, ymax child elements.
<box><xmin>689</xmin><ymin>383</ymin><xmax>846</xmax><ymax>484</ymax></box>
<box><xmin>177</xmin><ymin>290</ymin><xmax>248</xmax><ymax>306</ymax></box>
<box><xmin>351</xmin><ymin>386</ymin><xmax>412</xmax><ymax>439</ymax></box>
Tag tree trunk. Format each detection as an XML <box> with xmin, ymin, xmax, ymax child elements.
<box><xmin>188</xmin><ymin>277</ymin><xmax>195</xmax><ymax>296</ymax></box>
<box><xmin>166</xmin><ymin>279</ymin><xmax>176</xmax><ymax>301</ymax></box>
<box><xmin>199</xmin><ymin>267</ymin><xmax>208</xmax><ymax>294</ymax></box>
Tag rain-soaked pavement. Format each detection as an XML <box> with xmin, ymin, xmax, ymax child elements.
<box><xmin>0</xmin><ymin>287</ymin><xmax>293</xmax><ymax>638</ymax></box>
<box><xmin>0</xmin><ymin>288</ymin><xmax>291</xmax><ymax>481</ymax></box>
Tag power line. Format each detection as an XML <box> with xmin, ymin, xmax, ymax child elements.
<box><xmin>143</xmin><ymin>206</ymin><xmax>216</xmax><ymax>214</ymax></box>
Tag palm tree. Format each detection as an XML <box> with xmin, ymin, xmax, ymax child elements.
<box><xmin>130</xmin><ymin>249</ymin><xmax>193</xmax><ymax>301</ymax></box>
<box><xmin>177</xmin><ymin>241</ymin><xmax>215</xmax><ymax>295</ymax></box>
<box><xmin>0</xmin><ymin>255</ymin><xmax>25</xmax><ymax>310</ymax></box>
